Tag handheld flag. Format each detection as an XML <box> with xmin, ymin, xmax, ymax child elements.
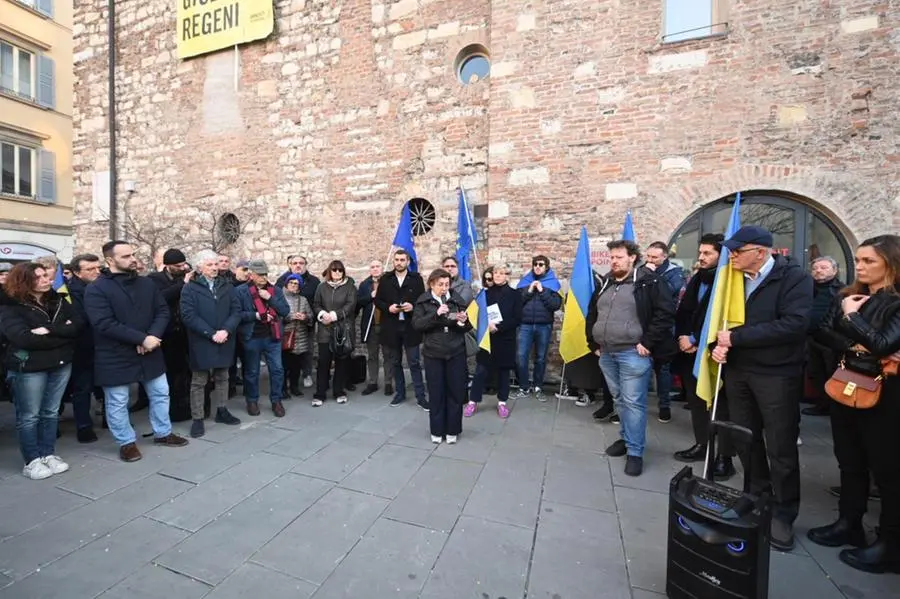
<box><xmin>559</xmin><ymin>227</ymin><xmax>596</xmax><ymax>363</ymax></box>
<box><xmin>622</xmin><ymin>210</ymin><xmax>636</xmax><ymax>242</ymax></box>
<box><xmin>466</xmin><ymin>289</ymin><xmax>491</xmax><ymax>353</ymax></box>
<box><xmin>455</xmin><ymin>188</ymin><xmax>477</xmax><ymax>282</ymax></box>
<box><xmin>516</xmin><ymin>269</ymin><xmax>562</xmax><ymax>293</ymax></box>
<box><xmin>692</xmin><ymin>192</ymin><xmax>745</xmax><ymax>405</ymax></box>
<box><xmin>392</xmin><ymin>203</ymin><xmax>419</xmax><ymax>272</ymax></box>
<box><xmin>52</xmin><ymin>263</ymin><xmax>70</xmax><ymax>303</ymax></box>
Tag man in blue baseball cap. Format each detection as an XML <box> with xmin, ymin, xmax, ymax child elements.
<box><xmin>710</xmin><ymin>224</ymin><xmax>814</xmax><ymax>551</ymax></box>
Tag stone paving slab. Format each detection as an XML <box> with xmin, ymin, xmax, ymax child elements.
<box><xmin>0</xmin><ymin>392</ymin><xmax>897</xmax><ymax>599</ymax></box>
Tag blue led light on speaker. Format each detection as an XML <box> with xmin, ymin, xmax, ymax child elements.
<box><xmin>727</xmin><ymin>541</ymin><xmax>746</xmax><ymax>554</ymax></box>
<box><xmin>677</xmin><ymin>516</ymin><xmax>691</xmax><ymax>533</ymax></box>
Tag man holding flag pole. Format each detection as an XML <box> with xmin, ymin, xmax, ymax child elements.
<box><xmin>699</xmin><ymin>206</ymin><xmax>813</xmax><ymax>551</ymax></box>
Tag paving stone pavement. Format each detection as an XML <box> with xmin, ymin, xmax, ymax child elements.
<box><xmin>0</xmin><ymin>387</ymin><xmax>897</xmax><ymax>599</ymax></box>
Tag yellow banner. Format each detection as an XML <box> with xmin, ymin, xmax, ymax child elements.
<box><xmin>177</xmin><ymin>0</ymin><xmax>274</xmax><ymax>59</ymax></box>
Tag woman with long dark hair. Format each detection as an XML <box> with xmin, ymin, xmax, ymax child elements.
<box><xmin>312</xmin><ymin>260</ymin><xmax>357</xmax><ymax>406</ymax></box>
<box><xmin>809</xmin><ymin>234</ymin><xmax>900</xmax><ymax>573</ymax></box>
<box><xmin>413</xmin><ymin>268</ymin><xmax>471</xmax><ymax>443</ymax></box>
<box><xmin>0</xmin><ymin>262</ymin><xmax>82</xmax><ymax>479</ymax></box>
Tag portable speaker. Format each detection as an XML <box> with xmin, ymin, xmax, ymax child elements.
<box><xmin>666</xmin><ymin>421</ymin><xmax>772</xmax><ymax>599</ymax></box>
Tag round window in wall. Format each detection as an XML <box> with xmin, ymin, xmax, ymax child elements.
<box><xmin>455</xmin><ymin>44</ymin><xmax>491</xmax><ymax>85</ymax></box>
<box><xmin>407</xmin><ymin>198</ymin><xmax>436</xmax><ymax>236</ymax></box>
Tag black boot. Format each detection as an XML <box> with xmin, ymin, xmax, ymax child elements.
<box><xmin>673</xmin><ymin>444</ymin><xmax>706</xmax><ymax>463</ymax></box>
<box><xmin>839</xmin><ymin>536</ymin><xmax>900</xmax><ymax>574</ymax></box>
<box><xmin>712</xmin><ymin>456</ymin><xmax>736</xmax><ymax>481</ymax></box>
<box><xmin>215</xmin><ymin>407</ymin><xmax>241</xmax><ymax>425</ymax></box>
<box><xmin>289</xmin><ymin>381</ymin><xmax>303</xmax><ymax>397</ymax></box>
<box><xmin>190</xmin><ymin>419</ymin><xmax>205</xmax><ymax>438</ymax></box>
<box><xmin>807</xmin><ymin>518</ymin><xmax>866</xmax><ymax>548</ymax></box>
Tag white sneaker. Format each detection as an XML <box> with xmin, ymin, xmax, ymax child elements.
<box><xmin>513</xmin><ymin>389</ymin><xmax>530</xmax><ymax>400</ymax></box>
<box><xmin>797</xmin><ymin>436</ymin><xmax>803</xmax><ymax>446</ymax></box>
<box><xmin>311</xmin><ymin>398</ymin><xmax>323</xmax><ymax>407</ymax></box>
<box><xmin>431</xmin><ymin>435</ymin><xmax>442</xmax><ymax>444</ymax></box>
<box><xmin>336</xmin><ymin>396</ymin><xmax>348</xmax><ymax>404</ymax></box>
<box><xmin>574</xmin><ymin>394</ymin><xmax>591</xmax><ymax>407</ymax></box>
<box><xmin>303</xmin><ymin>376</ymin><xmax>313</xmax><ymax>388</ymax></box>
<box><xmin>42</xmin><ymin>455</ymin><xmax>70</xmax><ymax>475</ymax></box>
<box><xmin>446</xmin><ymin>435</ymin><xmax>457</xmax><ymax>444</ymax></box>
<box><xmin>534</xmin><ymin>388</ymin><xmax>547</xmax><ymax>402</ymax></box>
<box><xmin>23</xmin><ymin>458</ymin><xmax>53</xmax><ymax>480</ymax></box>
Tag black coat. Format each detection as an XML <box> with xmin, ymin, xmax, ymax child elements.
<box><xmin>313</xmin><ymin>279</ymin><xmax>358</xmax><ymax>345</ymax></box>
<box><xmin>720</xmin><ymin>255</ymin><xmax>814</xmax><ymax>375</ymax></box>
<box><xmin>412</xmin><ymin>291</ymin><xmax>473</xmax><ymax>360</ymax></box>
<box><xmin>477</xmin><ymin>283</ymin><xmax>522</xmax><ymax>369</ymax></box>
<box><xmin>808</xmin><ymin>277</ymin><xmax>843</xmax><ymax>333</ymax></box>
<box><xmin>147</xmin><ymin>270</ymin><xmax>186</xmax><ymax>337</ymax></box>
<box><xmin>585</xmin><ymin>267</ymin><xmax>677</xmax><ymax>361</ymax></box>
<box><xmin>275</xmin><ymin>270</ymin><xmax>321</xmax><ymax>305</ymax></box>
<box><xmin>180</xmin><ymin>277</ymin><xmax>243</xmax><ymax>371</ymax></box>
<box><xmin>0</xmin><ymin>290</ymin><xmax>82</xmax><ymax>373</ymax></box>
<box><xmin>357</xmin><ymin>276</ymin><xmax>379</xmax><ymax>343</ymax></box>
<box><xmin>66</xmin><ymin>275</ymin><xmax>95</xmax><ymax>366</ymax></box>
<box><xmin>85</xmin><ymin>270</ymin><xmax>170</xmax><ymax>387</ymax></box>
<box><xmin>375</xmin><ymin>270</ymin><xmax>426</xmax><ymax>347</ymax></box>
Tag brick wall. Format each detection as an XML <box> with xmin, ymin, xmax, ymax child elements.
<box><xmin>73</xmin><ymin>0</ymin><xmax>900</xmax><ymax>278</ymax></box>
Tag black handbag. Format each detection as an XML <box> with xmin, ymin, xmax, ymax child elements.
<box><xmin>329</xmin><ymin>317</ymin><xmax>354</xmax><ymax>359</ymax></box>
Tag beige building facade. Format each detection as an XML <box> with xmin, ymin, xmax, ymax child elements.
<box><xmin>0</xmin><ymin>0</ymin><xmax>73</xmax><ymax>262</ymax></box>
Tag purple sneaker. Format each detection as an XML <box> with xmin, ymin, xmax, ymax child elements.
<box><xmin>464</xmin><ymin>402</ymin><xmax>477</xmax><ymax>417</ymax></box>
<box><xmin>497</xmin><ymin>403</ymin><xmax>510</xmax><ymax>419</ymax></box>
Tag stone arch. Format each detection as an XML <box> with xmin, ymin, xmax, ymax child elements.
<box><xmin>646</xmin><ymin>163</ymin><xmax>896</xmax><ymax>246</ymax></box>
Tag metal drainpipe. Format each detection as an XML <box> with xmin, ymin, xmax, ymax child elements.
<box><xmin>107</xmin><ymin>0</ymin><xmax>117</xmax><ymax>239</ymax></box>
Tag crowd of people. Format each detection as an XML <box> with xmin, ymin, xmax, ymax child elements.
<box><xmin>0</xmin><ymin>228</ymin><xmax>898</xmax><ymax>574</ymax></box>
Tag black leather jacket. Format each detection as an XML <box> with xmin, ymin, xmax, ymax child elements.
<box><xmin>412</xmin><ymin>291</ymin><xmax>473</xmax><ymax>360</ymax></box>
<box><xmin>814</xmin><ymin>286</ymin><xmax>900</xmax><ymax>376</ymax></box>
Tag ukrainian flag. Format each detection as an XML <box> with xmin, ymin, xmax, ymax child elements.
<box><xmin>52</xmin><ymin>264</ymin><xmax>71</xmax><ymax>303</ymax></box>
<box><xmin>692</xmin><ymin>193</ymin><xmax>745</xmax><ymax>406</ymax></box>
<box><xmin>466</xmin><ymin>289</ymin><xmax>491</xmax><ymax>353</ymax></box>
<box><xmin>559</xmin><ymin>227</ymin><xmax>595</xmax><ymax>363</ymax></box>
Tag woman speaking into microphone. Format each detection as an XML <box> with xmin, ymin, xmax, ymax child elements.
<box><xmin>413</xmin><ymin>268</ymin><xmax>472</xmax><ymax>444</ymax></box>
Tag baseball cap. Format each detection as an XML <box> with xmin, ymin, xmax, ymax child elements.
<box><xmin>247</xmin><ymin>259</ymin><xmax>269</xmax><ymax>275</ymax></box>
<box><xmin>722</xmin><ymin>226</ymin><xmax>774</xmax><ymax>251</ymax></box>
<box><xmin>234</xmin><ymin>259</ymin><xmax>250</xmax><ymax>269</ymax></box>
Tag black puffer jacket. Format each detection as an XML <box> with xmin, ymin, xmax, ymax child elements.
<box><xmin>814</xmin><ymin>285</ymin><xmax>900</xmax><ymax>376</ymax></box>
<box><xmin>412</xmin><ymin>291</ymin><xmax>472</xmax><ymax>359</ymax></box>
<box><xmin>0</xmin><ymin>290</ymin><xmax>82</xmax><ymax>373</ymax></box>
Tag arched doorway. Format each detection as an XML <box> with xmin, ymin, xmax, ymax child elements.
<box><xmin>668</xmin><ymin>191</ymin><xmax>854</xmax><ymax>278</ymax></box>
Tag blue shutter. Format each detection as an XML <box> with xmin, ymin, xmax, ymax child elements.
<box><xmin>37</xmin><ymin>0</ymin><xmax>54</xmax><ymax>18</ymax></box>
<box><xmin>38</xmin><ymin>149</ymin><xmax>55</xmax><ymax>203</ymax></box>
<box><xmin>37</xmin><ymin>55</ymin><xmax>55</xmax><ymax>109</ymax></box>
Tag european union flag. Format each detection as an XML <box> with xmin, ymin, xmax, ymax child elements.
<box><xmin>622</xmin><ymin>210</ymin><xmax>636</xmax><ymax>242</ymax></box>
<box><xmin>392</xmin><ymin>202</ymin><xmax>418</xmax><ymax>272</ymax></box>
<box><xmin>455</xmin><ymin>188</ymin><xmax>477</xmax><ymax>283</ymax></box>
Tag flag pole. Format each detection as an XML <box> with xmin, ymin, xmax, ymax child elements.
<box><xmin>460</xmin><ymin>187</ymin><xmax>482</xmax><ymax>284</ymax></box>
<box><xmin>367</xmin><ymin>240</ymin><xmax>397</xmax><ymax>344</ymax></box>
<box><xmin>703</xmin><ymin>319</ymin><xmax>728</xmax><ymax>480</ymax></box>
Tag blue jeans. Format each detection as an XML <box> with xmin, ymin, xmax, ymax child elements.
<box><xmin>11</xmin><ymin>364</ymin><xmax>72</xmax><ymax>464</ymax></box>
<box><xmin>243</xmin><ymin>336</ymin><xmax>284</xmax><ymax>404</ymax></box>
<box><xmin>654</xmin><ymin>361</ymin><xmax>672</xmax><ymax>410</ymax></box>
<box><xmin>517</xmin><ymin>323</ymin><xmax>552</xmax><ymax>389</ymax></box>
<box><xmin>392</xmin><ymin>343</ymin><xmax>426</xmax><ymax>402</ymax></box>
<box><xmin>599</xmin><ymin>349</ymin><xmax>652</xmax><ymax>457</ymax></box>
<box><xmin>104</xmin><ymin>373</ymin><xmax>171</xmax><ymax>446</ymax></box>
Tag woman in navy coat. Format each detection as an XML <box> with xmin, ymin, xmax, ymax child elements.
<box><xmin>180</xmin><ymin>250</ymin><xmax>243</xmax><ymax>437</ymax></box>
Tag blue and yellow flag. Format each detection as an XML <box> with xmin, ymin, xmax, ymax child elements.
<box><xmin>466</xmin><ymin>289</ymin><xmax>491</xmax><ymax>353</ymax></box>
<box><xmin>559</xmin><ymin>227</ymin><xmax>595</xmax><ymax>363</ymax></box>
<box><xmin>622</xmin><ymin>210</ymin><xmax>636</xmax><ymax>242</ymax></box>
<box><xmin>52</xmin><ymin>263</ymin><xmax>70</xmax><ymax>303</ymax></box>
<box><xmin>392</xmin><ymin>203</ymin><xmax>418</xmax><ymax>272</ymax></box>
<box><xmin>692</xmin><ymin>193</ymin><xmax>745</xmax><ymax>405</ymax></box>
<box><xmin>455</xmin><ymin>187</ymin><xmax>477</xmax><ymax>283</ymax></box>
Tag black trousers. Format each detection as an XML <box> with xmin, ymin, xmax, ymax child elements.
<box><xmin>682</xmin><ymin>370</ymin><xmax>734</xmax><ymax>456</ymax></box>
<box><xmin>831</xmin><ymin>379</ymin><xmax>900</xmax><ymax>540</ymax></box>
<box><xmin>282</xmin><ymin>351</ymin><xmax>306</xmax><ymax>389</ymax></box>
<box><xmin>725</xmin><ymin>367</ymin><xmax>802</xmax><ymax>523</ymax></box>
<box><xmin>229</xmin><ymin>337</ymin><xmax>244</xmax><ymax>386</ymax></box>
<box><xmin>424</xmin><ymin>353</ymin><xmax>466</xmax><ymax>437</ymax></box>
<box><xmin>470</xmin><ymin>363</ymin><xmax>511</xmax><ymax>403</ymax></box>
<box><xmin>805</xmin><ymin>339</ymin><xmax>834</xmax><ymax>407</ymax></box>
<box><xmin>315</xmin><ymin>343</ymin><xmax>348</xmax><ymax>400</ymax></box>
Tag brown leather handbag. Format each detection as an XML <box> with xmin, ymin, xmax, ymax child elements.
<box><xmin>825</xmin><ymin>358</ymin><xmax>898</xmax><ymax>409</ymax></box>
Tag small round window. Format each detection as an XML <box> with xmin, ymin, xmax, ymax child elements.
<box><xmin>455</xmin><ymin>44</ymin><xmax>490</xmax><ymax>85</ymax></box>
<box><xmin>407</xmin><ymin>198</ymin><xmax>436</xmax><ymax>236</ymax></box>
<box><xmin>217</xmin><ymin>213</ymin><xmax>241</xmax><ymax>245</ymax></box>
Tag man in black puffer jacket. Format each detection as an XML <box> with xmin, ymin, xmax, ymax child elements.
<box><xmin>710</xmin><ymin>226</ymin><xmax>813</xmax><ymax>552</ymax></box>
<box><xmin>66</xmin><ymin>253</ymin><xmax>104</xmax><ymax>443</ymax></box>
<box><xmin>802</xmin><ymin>256</ymin><xmax>844</xmax><ymax>416</ymax></box>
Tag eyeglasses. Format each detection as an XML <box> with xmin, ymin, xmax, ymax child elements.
<box><xmin>330</xmin><ymin>268</ymin><xmax>344</xmax><ymax>272</ymax></box>
<box><xmin>484</xmin><ymin>278</ymin><xmax>493</xmax><ymax>283</ymax></box>
<box><xmin>443</xmin><ymin>264</ymin><xmax>457</xmax><ymax>269</ymax></box>
<box><xmin>732</xmin><ymin>247</ymin><xmax>764</xmax><ymax>255</ymax></box>
<box><xmin>533</xmin><ymin>262</ymin><xmax>546</xmax><ymax>267</ymax></box>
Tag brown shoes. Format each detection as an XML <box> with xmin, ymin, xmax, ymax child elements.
<box><xmin>153</xmin><ymin>433</ymin><xmax>189</xmax><ymax>447</ymax></box>
<box><xmin>246</xmin><ymin>402</ymin><xmax>260</xmax><ymax>416</ymax></box>
<box><xmin>119</xmin><ymin>443</ymin><xmax>142</xmax><ymax>462</ymax></box>
<box><xmin>272</xmin><ymin>402</ymin><xmax>285</xmax><ymax>418</ymax></box>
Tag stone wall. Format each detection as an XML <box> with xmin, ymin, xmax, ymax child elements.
<box><xmin>73</xmin><ymin>0</ymin><xmax>900</xmax><ymax>280</ymax></box>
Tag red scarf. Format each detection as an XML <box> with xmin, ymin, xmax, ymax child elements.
<box><xmin>248</xmin><ymin>283</ymin><xmax>282</xmax><ymax>340</ymax></box>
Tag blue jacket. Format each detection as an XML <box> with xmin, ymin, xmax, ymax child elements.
<box><xmin>234</xmin><ymin>282</ymin><xmax>290</xmax><ymax>343</ymax></box>
<box><xmin>656</xmin><ymin>261</ymin><xmax>686</xmax><ymax>298</ymax></box>
<box><xmin>84</xmin><ymin>270</ymin><xmax>169</xmax><ymax>387</ymax></box>
<box><xmin>180</xmin><ymin>277</ymin><xmax>243</xmax><ymax>371</ymax></box>
<box><xmin>519</xmin><ymin>271</ymin><xmax>562</xmax><ymax>326</ymax></box>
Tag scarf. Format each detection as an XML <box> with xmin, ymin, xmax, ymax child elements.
<box><xmin>678</xmin><ymin>267</ymin><xmax>716</xmax><ymax>338</ymax></box>
<box><xmin>248</xmin><ymin>282</ymin><xmax>281</xmax><ymax>340</ymax></box>
<box><xmin>516</xmin><ymin>268</ymin><xmax>562</xmax><ymax>292</ymax></box>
